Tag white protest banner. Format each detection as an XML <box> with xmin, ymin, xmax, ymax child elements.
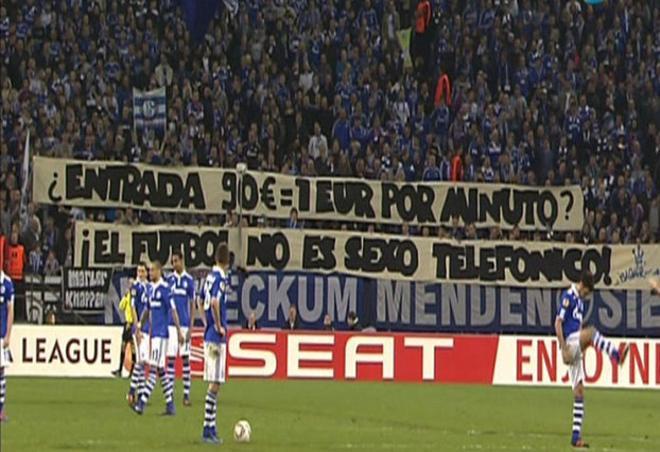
<box><xmin>75</xmin><ymin>222</ymin><xmax>659</xmax><ymax>290</ymax></box>
<box><xmin>34</xmin><ymin>156</ymin><xmax>584</xmax><ymax>230</ymax></box>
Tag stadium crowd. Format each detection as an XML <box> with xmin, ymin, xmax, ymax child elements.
<box><xmin>0</xmin><ymin>0</ymin><xmax>658</xmax><ymax>278</ymax></box>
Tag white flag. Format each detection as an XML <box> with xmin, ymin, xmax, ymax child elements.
<box><xmin>20</xmin><ymin>129</ymin><xmax>31</xmax><ymax>224</ymax></box>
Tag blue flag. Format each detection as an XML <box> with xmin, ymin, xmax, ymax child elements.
<box><xmin>133</xmin><ymin>87</ymin><xmax>167</xmax><ymax>130</ymax></box>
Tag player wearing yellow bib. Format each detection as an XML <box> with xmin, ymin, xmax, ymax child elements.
<box><xmin>113</xmin><ymin>288</ymin><xmax>136</xmax><ymax>379</ymax></box>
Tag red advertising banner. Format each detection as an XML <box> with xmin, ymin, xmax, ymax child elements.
<box><xmin>225</xmin><ymin>330</ymin><xmax>499</xmax><ymax>383</ymax></box>
<box><xmin>179</xmin><ymin>329</ymin><xmax>498</xmax><ymax>383</ymax></box>
<box><xmin>168</xmin><ymin>330</ymin><xmax>660</xmax><ymax>389</ymax></box>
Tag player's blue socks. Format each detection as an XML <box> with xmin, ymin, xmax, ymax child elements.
<box><xmin>159</xmin><ymin>367</ymin><xmax>174</xmax><ymax>406</ymax></box>
<box><xmin>135</xmin><ymin>368</ymin><xmax>174</xmax><ymax>414</ymax></box>
<box><xmin>571</xmin><ymin>397</ymin><xmax>584</xmax><ymax>445</ymax></box>
<box><xmin>0</xmin><ymin>367</ymin><xmax>6</xmax><ymax>414</ymax></box>
<box><xmin>167</xmin><ymin>359</ymin><xmax>176</xmax><ymax>397</ymax></box>
<box><xmin>129</xmin><ymin>363</ymin><xmax>144</xmax><ymax>397</ymax></box>
<box><xmin>592</xmin><ymin>330</ymin><xmax>620</xmax><ymax>362</ymax></box>
<box><xmin>182</xmin><ymin>356</ymin><xmax>191</xmax><ymax>401</ymax></box>
<box><xmin>139</xmin><ymin>366</ymin><xmax>148</xmax><ymax>400</ymax></box>
<box><xmin>203</xmin><ymin>390</ymin><xmax>218</xmax><ymax>437</ymax></box>
<box><xmin>138</xmin><ymin>370</ymin><xmax>157</xmax><ymax>409</ymax></box>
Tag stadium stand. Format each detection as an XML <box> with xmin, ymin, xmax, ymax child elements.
<box><xmin>0</xmin><ymin>0</ymin><xmax>658</xmax><ymax>286</ymax></box>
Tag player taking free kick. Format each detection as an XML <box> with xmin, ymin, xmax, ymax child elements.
<box><xmin>554</xmin><ymin>270</ymin><xmax>629</xmax><ymax>448</ymax></box>
<box><xmin>200</xmin><ymin>243</ymin><xmax>230</xmax><ymax>444</ymax></box>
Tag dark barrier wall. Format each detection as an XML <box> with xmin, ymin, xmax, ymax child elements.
<box><xmin>110</xmin><ymin>271</ymin><xmax>660</xmax><ymax>337</ymax></box>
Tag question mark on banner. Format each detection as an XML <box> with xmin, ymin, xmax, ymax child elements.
<box><xmin>560</xmin><ymin>190</ymin><xmax>574</xmax><ymax>220</ymax></box>
<box><xmin>48</xmin><ymin>171</ymin><xmax>62</xmax><ymax>202</ymax></box>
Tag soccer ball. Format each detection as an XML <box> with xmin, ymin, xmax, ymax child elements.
<box><xmin>233</xmin><ymin>419</ymin><xmax>251</xmax><ymax>443</ymax></box>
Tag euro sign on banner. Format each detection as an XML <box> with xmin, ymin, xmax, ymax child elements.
<box><xmin>33</xmin><ymin>157</ymin><xmax>585</xmax><ymax>231</ymax></box>
<box><xmin>132</xmin><ymin>87</ymin><xmax>166</xmax><ymax>130</ymax></box>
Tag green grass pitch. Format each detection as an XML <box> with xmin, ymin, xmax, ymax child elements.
<box><xmin>1</xmin><ymin>378</ymin><xmax>659</xmax><ymax>451</ymax></box>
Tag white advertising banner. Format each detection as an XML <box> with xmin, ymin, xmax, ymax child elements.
<box><xmin>492</xmin><ymin>335</ymin><xmax>660</xmax><ymax>389</ymax></box>
<box><xmin>6</xmin><ymin>325</ymin><xmax>123</xmax><ymax>378</ymax></box>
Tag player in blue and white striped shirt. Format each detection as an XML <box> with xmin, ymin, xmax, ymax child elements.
<box><xmin>134</xmin><ymin>261</ymin><xmax>184</xmax><ymax>416</ymax></box>
<box><xmin>0</xmin><ymin>270</ymin><xmax>15</xmax><ymax>422</ymax></box>
<box><xmin>200</xmin><ymin>244</ymin><xmax>230</xmax><ymax>444</ymax></box>
<box><xmin>554</xmin><ymin>270</ymin><xmax>630</xmax><ymax>448</ymax></box>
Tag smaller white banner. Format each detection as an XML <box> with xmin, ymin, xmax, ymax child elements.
<box><xmin>6</xmin><ymin>325</ymin><xmax>123</xmax><ymax>377</ymax></box>
<box><xmin>493</xmin><ymin>335</ymin><xmax>660</xmax><ymax>389</ymax></box>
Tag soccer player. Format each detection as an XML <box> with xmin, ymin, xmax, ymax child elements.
<box><xmin>165</xmin><ymin>251</ymin><xmax>195</xmax><ymax>406</ymax></box>
<box><xmin>134</xmin><ymin>261</ymin><xmax>184</xmax><ymax>416</ymax></box>
<box><xmin>0</xmin><ymin>269</ymin><xmax>15</xmax><ymax>422</ymax></box>
<box><xmin>554</xmin><ymin>270</ymin><xmax>630</xmax><ymax>448</ymax></box>
<box><xmin>114</xmin><ymin>290</ymin><xmax>136</xmax><ymax>378</ymax></box>
<box><xmin>200</xmin><ymin>243</ymin><xmax>230</xmax><ymax>444</ymax></box>
<box><xmin>126</xmin><ymin>262</ymin><xmax>150</xmax><ymax>406</ymax></box>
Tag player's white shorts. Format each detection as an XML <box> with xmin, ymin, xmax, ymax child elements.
<box><xmin>0</xmin><ymin>338</ymin><xmax>11</xmax><ymax>368</ymax></box>
<box><xmin>204</xmin><ymin>342</ymin><xmax>226</xmax><ymax>384</ymax></box>
<box><xmin>150</xmin><ymin>337</ymin><xmax>168</xmax><ymax>369</ymax></box>
<box><xmin>566</xmin><ymin>332</ymin><xmax>584</xmax><ymax>389</ymax></box>
<box><xmin>167</xmin><ymin>326</ymin><xmax>190</xmax><ymax>358</ymax></box>
<box><xmin>134</xmin><ymin>333</ymin><xmax>150</xmax><ymax>364</ymax></box>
